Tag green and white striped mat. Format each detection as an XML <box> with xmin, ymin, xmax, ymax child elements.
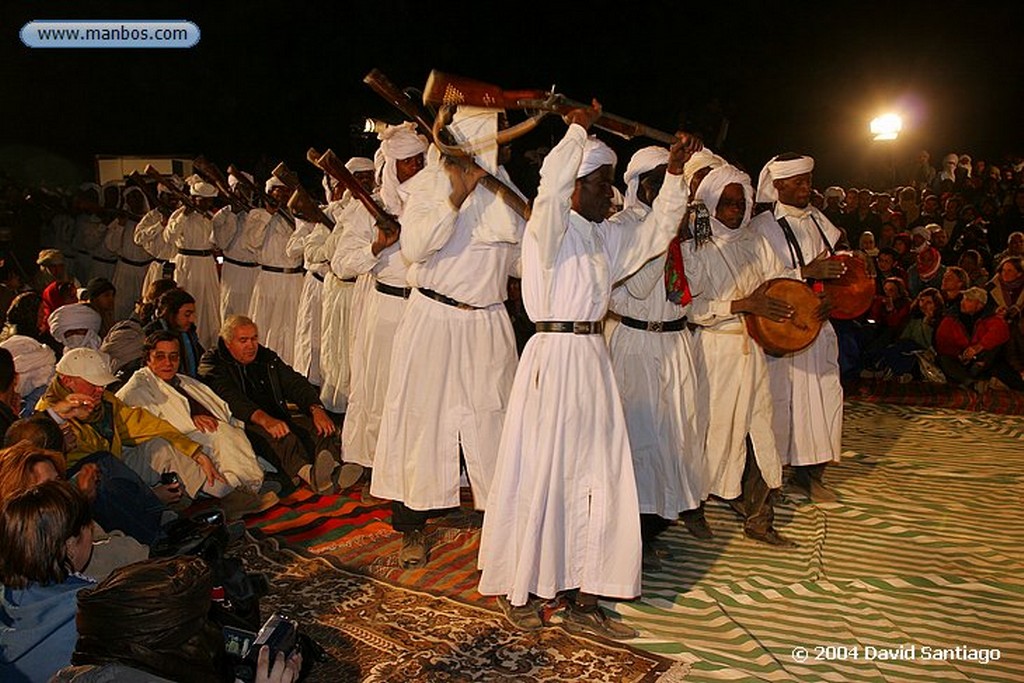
<box><xmin>610</xmin><ymin>402</ymin><xmax>1024</xmax><ymax>682</ymax></box>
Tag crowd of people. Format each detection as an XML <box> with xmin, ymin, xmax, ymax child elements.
<box><xmin>2</xmin><ymin>100</ymin><xmax>1023</xmax><ymax>679</ymax></box>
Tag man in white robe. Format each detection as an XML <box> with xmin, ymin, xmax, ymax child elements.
<box><xmin>106</xmin><ymin>188</ymin><xmax>155</xmax><ymax>322</ymax></box>
<box><xmin>477</xmin><ymin>103</ymin><xmax>696</xmax><ymax>639</ymax></box>
<box><xmin>336</xmin><ymin>129</ymin><xmax>425</xmax><ymax>496</ymax></box>
<box><xmin>684</xmin><ymin>165</ymin><xmax>798</xmax><ymax>546</ymax></box>
<box><xmin>247</xmin><ymin>179</ymin><xmax>303</xmax><ymax>366</ymax></box>
<box><xmin>608</xmin><ymin>147</ymin><xmax>708</xmax><ymax>566</ymax></box>
<box><xmin>288</xmin><ymin>218</ymin><xmax>330</xmax><ymax>388</ymax></box>
<box><xmin>371</xmin><ymin>110</ymin><xmax>525</xmax><ymax>570</ymax></box>
<box><xmin>214</xmin><ymin>171</ymin><xmax>261</xmax><ymax>320</ymax></box>
<box><xmin>164</xmin><ymin>176</ymin><xmax>222</xmax><ymax>349</ymax></box>
<box><xmin>116</xmin><ymin>330</ymin><xmax>269</xmax><ymax>498</ymax></box>
<box><xmin>320</xmin><ymin>159</ymin><xmax>377</xmax><ymax>414</ymax></box>
<box><xmin>134</xmin><ymin>185</ymin><xmax>178</xmax><ymax>294</ymax></box>
<box><xmin>749</xmin><ymin>154</ymin><xmax>847</xmax><ymax>502</ymax></box>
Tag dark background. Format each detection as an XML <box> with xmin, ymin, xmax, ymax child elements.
<box><xmin>3</xmin><ymin>0</ymin><xmax>1022</xmax><ymax>193</ymax></box>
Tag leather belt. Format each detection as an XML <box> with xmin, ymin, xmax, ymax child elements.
<box><xmin>313</xmin><ymin>272</ymin><xmax>325</xmax><ymax>282</ymax></box>
<box><xmin>619</xmin><ymin>315</ymin><xmax>687</xmax><ymax>333</ymax></box>
<box><xmin>119</xmin><ymin>256</ymin><xmax>154</xmax><ymax>267</ymax></box>
<box><xmin>179</xmin><ymin>248</ymin><xmax>214</xmax><ymax>257</ymax></box>
<box><xmin>339</xmin><ymin>277</ymin><xmax>356</xmax><ymax>283</ymax></box>
<box><xmin>261</xmin><ymin>265</ymin><xmax>305</xmax><ymax>274</ymax></box>
<box><xmin>222</xmin><ymin>255</ymin><xmax>258</xmax><ymax>268</ymax></box>
<box><xmin>534</xmin><ymin>320</ymin><xmax>604</xmax><ymax>335</ymax></box>
<box><xmin>417</xmin><ymin>287</ymin><xmax>481</xmax><ymax>311</ymax></box>
<box><xmin>375</xmin><ymin>281</ymin><xmax>411</xmax><ymax>298</ymax></box>
<box><xmin>92</xmin><ymin>255</ymin><xmax>118</xmax><ymax>264</ymax></box>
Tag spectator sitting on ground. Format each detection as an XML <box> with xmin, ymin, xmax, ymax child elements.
<box><xmin>874</xmin><ymin>247</ymin><xmax>907</xmax><ymax>291</ymax></box>
<box><xmin>35</xmin><ymin>348</ymin><xmax>265</xmax><ymax>519</ymax></box>
<box><xmin>0</xmin><ymin>439</ymin><xmax>148</xmax><ymax>582</ymax></box>
<box><xmin>80</xmin><ymin>278</ymin><xmax>116</xmax><ymax>338</ymax></box>
<box><xmin>1</xmin><ymin>330</ymin><xmax>56</xmax><ymax>418</ymax></box>
<box><xmin>2</xmin><ymin>292</ymin><xmax>62</xmax><ymax>358</ymax></box>
<box><xmin>991</xmin><ymin>312</ymin><xmax>1024</xmax><ymax>392</ymax></box>
<box><xmin>48</xmin><ymin>303</ymin><xmax>103</xmax><ymax>353</ymax></box>
<box><xmin>988</xmin><ymin>256</ymin><xmax>1024</xmax><ymax>322</ymax></box>
<box><xmin>993</xmin><ymin>231</ymin><xmax>1024</xmax><ymax>266</ymax></box>
<box><xmin>199</xmin><ymin>315</ymin><xmax>356</xmax><ymax>495</ymax></box>
<box><xmin>0</xmin><ymin>480</ymin><xmax>95</xmax><ymax>683</ymax></box>
<box><xmin>117</xmin><ymin>331</ymin><xmax>273</xmax><ymax>503</ymax></box>
<box><xmin>935</xmin><ymin>287</ymin><xmax>1010</xmax><ymax>389</ymax></box>
<box><xmin>101</xmin><ymin>277</ymin><xmax>178</xmax><ymax>383</ymax></box>
<box><xmin>958</xmin><ymin>249</ymin><xmax>990</xmax><ymax>288</ymax></box>
<box><xmin>143</xmin><ymin>288</ymin><xmax>204</xmax><ymax>378</ymax></box>
<box><xmin>5</xmin><ymin>414</ymin><xmax>170</xmax><ymax>547</ymax></box>
<box><xmin>940</xmin><ymin>266</ymin><xmax>970</xmax><ymax>313</ymax></box>
<box><xmin>907</xmin><ymin>226</ymin><xmax>945</xmax><ymax>296</ymax></box>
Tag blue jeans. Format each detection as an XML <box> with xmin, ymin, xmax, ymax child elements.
<box><xmin>68</xmin><ymin>451</ymin><xmax>167</xmax><ymax>545</ymax></box>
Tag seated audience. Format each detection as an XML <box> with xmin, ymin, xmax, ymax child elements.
<box><xmin>101</xmin><ymin>277</ymin><xmax>178</xmax><ymax>382</ymax></box>
<box><xmin>143</xmin><ymin>288</ymin><xmax>205</xmax><ymax>378</ymax></box>
<box><xmin>935</xmin><ymin>287</ymin><xmax>1010</xmax><ymax>388</ymax></box>
<box><xmin>988</xmin><ymin>256</ymin><xmax>1024</xmax><ymax>322</ymax></box>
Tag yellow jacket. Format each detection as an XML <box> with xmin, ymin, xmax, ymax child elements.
<box><xmin>37</xmin><ymin>378</ymin><xmax>204</xmax><ymax>468</ymax></box>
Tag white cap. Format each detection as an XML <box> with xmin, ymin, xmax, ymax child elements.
<box><xmin>55</xmin><ymin>348</ymin><xmax>118</xmax><ymax>387</ymax></box>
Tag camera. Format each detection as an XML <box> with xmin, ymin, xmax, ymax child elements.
<box><xmin>159</xmin><ymin>471</ymin><xmax>181</xmax><ymax>488</ymax></box>
<box><xmin>228</xmin><ymin>613</ymin><xmax>299</xmax><ymax>682</ymax></box>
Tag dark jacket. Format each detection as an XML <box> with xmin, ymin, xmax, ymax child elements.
<box><xmin>197</xmin><ymin>339</ymin><xmax>321</xmax><ymax>423</ymax></box>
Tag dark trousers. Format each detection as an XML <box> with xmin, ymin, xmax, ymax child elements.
<box><xmin>245</xmin><ymin>414</ymin><xmax>340</xmax><ymax>481</ymax></box>
<box><xmin>739</xmin><ymin>437</ymin><xmax>777</xmax><ymax>535</ymax></box>
<box><xmin>390</xmin><ymin>446</ymin><xmax>466</xmax><ymax>533</ymax></box>
<box><xmin>69</xmin><ymin>451</ymin><xmax>167</xmax><ymax>545</ymax></box>
<box><xmin>640</xmin><ymin>514</ymin><xmax>671</xmax><ymax>542</ymax></box>
<box><xmin>938</xmin><ymin>350</ymin><xmax>997</xmax><ymax>385</ymax></box>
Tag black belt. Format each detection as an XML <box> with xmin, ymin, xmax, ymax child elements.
<box><xmin>313</xmin><ymin>272</ymin><xmax>325</xmax><ymax>282</ymax></box>
<box><xmin>222</xmin><ymin>255</ymin><xmax>258</xmax><ymax>268</ymax></box>
<box><xmin>261</xmin><ymin>265</ymin><xmax>305</xmax><ymax>274</ymax></box>
<box><xmin>535</xmin><ymin>320</ymin><xmax>604</xmax><ymax>335</ymax></box>
<box><xmin>92</xmin><ymin>255</ymin><xmax>118</xmax><ymax>264</ymax></box>
<box><xmin>417</xmin><ymin>287</ymin><xmax>482</xmax><ymax>311</ymax></box>
<box><xmin>340</xmin><ymin>277</ymin><xmax>356</xmax><ymax>283</ymax></box>
<box><xmin>76</xmin><ymin>249</ymin><xmax>90</xmax><ymax>256</ymax></box>
<box><xmin>619</xmin><ymin>315</ymin><xmax>687</xmax><ymax>333</ymax></box>
<box><xmin>375</xmin><ymin>281</ymin><xmax>411</xmax><ymax>298</ymax></box>
<box><xmin>119</xmin><ymin>256</ymin><xmax>154</xmax><ymax>267</ymax></box>
<box><xmin>179</xmin><ymin>248</ymin><xmax>214</xmax><ymax>257</ymax></box>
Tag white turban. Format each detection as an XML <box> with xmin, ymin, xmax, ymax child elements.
<box><xmin>577</xmin><ymin>136</ymin><xmax>617</xmax><ymax>179</ymax></box>
<box><xmin>682</xmin><ymin>147</ymin><xmax>726</xmax><ymax>187</ymax></box>
<box><xmin>824</xmin><ymin>186</ymin><xmax>845</xmax><ymax>200</ymax></box>
<box><xmin>228</xmin><ymin>170</ymin><xmax>254</xmax><ymax>190</ymax></box>
<box><xmin>448</xmin><ymin>106</ymin><xmax>501</xmax><ymax>174</ymax></box>
<box><xmin>48</xmin><ymin>303</ymin><xmax>103</xmax><ymax>350</ymax></box>
<box><xmin>623</xmin><ymin>146</ymin><xmax>670</xmax><ymax>211</ymax></box>
<box><xmin>345</xmin><ymin>157</ymin><xmax>375</xmax><ymax>174</ymax></box>
<box><xmin>755</xmin><ymin>155</ymin><xmax>815</xmax><ymax>203</ymax></box>
<box><xmin>0</xmin><ymin>335</ymin><xmax>56</xmax><ymax>398</ymax></box>
<box><xmin>379</xmin><ymin>122</ymin><xmax>429</xmax><ymax>216</ymax></box>
<box><xmin>265</xmin><ymin>177</ymin><xmax>287</xmax><ymax>194</ymax></box>
<box><xmin>695</xmin><ymin>164</ymin><xmax>754</xmax><ymax>243</ymax></box>
<box><xmin>186</xmin><ymin>174</ymin><xmax>218</xmax><ymax>198</ymax></box>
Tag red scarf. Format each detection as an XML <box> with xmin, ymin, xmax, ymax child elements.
<box><xmin>665</xmin><ymin>237</ymin><xmax>692</xmax><ymax>306</ymax></box>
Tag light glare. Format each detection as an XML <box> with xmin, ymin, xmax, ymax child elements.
<box><xmin>870</xmin><ymin>113</ymin><xmax>902</xmax><ymax>140</ymax></box>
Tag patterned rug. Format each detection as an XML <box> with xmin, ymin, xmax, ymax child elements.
<box><xmin>247</xmin><ymin>402</ymin><xmax>1024</xmax><ymax>681</ymax></box>
<box><xmin>235</xmin><ymin>531</ymin><xmax>675</xmax><ymax>682</ymax></box>
<box><xmin>848</xmin><ymin>378</ymin><xmax>1024</xmax><ymax>415</ymax></box>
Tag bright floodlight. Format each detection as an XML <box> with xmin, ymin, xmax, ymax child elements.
<box><xmin>871</xmin><ymin>113</ymin><xmax>902</xmax><ymax>141</ymax></box>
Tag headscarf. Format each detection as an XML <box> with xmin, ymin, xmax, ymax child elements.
<box><xmin>122</xmin><ymin>186</ymin><xmax>151</xmax><ymax>213</ymax></box>
<box><xmin>916</xmin><ymin>246</ymin><xmax>943</xmax><ymax>281</ymax></box>
<box><xmin>911</xmin><ymin>225</ymin><xmax>932</xmax><ymax>252</ymax></box>
<box><xmin>756</xmin><ymin>155</ymin><xmax>815</xmax><ymax>203</ymax></box>
<box><xmin>682</xmin><ymin>147</ymin><xmax>726</xmax><ymax>188</ymax></box>
<box><xmin>695</xmin><ymin>164</ymin><xmax>755</xmax><ymax>244</ymax></box>
<box><xmin>0</xmin><ymin>335</ymin><xmax>56</xmax><ymax>398</ymax></box>
<box><xmin>379</xmin><ymin>122</ymin><xmax>429</xmax><ymax>216</ymax></box>
<box><xmin>623</xmin><ymin>146</ymin><xmax>669</xmax><ymax>211</ymax></box>
<box><xmin>48</xmin><ymin>303</ymin><xmax>102</xmax><ymax>350</ymax></box>
<box><xmin>185</xmin><ymin>174</ymin><xmax>217</xmax><ymax>198</ymax></box>
<box><xmin>577</xmin><ymin>136</ymin><xmax>617</xmax><ymax>179</ymax></box>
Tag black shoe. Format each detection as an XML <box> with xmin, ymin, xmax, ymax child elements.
<box><xmin>561</xmin><ymin>601</ymin><xmax>638</xmax><ymax>640</ymax></box>
<box><xmin>745</xmin><ymin>527</ymin><xmax>797</xmax><ymax>547</ymax></box>
<box><xmin>641</xmin><ymin>542</ymin><xmax>662</xmax><ymax>571</ymax></box>
<box><xmin>681</xmin><ymin>510</ymin><xmax>714</xmax><ymax>539</ymax></box>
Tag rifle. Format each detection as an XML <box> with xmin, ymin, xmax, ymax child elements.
<box><xmin>308</xmin><ymin>148</ymin><xmax>391</xmax><ymax>226</ymax></box>
<box><xmin>363</xmin><ymin>69</ymin><xmax>530</xmax><ymax>220</ymax></box>
<box><xmin>226</xmin><ymin>165</ymin><xmax>295</xmax><ymax>226</ymax></box>
<box><xmin>422</xmin><ymin>70</ymin><xmax>677</xmax><ymax>145</ymax></box>
<box><xmin>272</xmin><ymin>162</ymin><xmax>335</xmax><ymax>228</ymax></box>
<box><xmin>143</xmin><ymin>166</ymin><xmax>212</xmax><ymax>218</ymax></box>
<box><xmin>193</xmin><ymin>156</ymin><xmax>252</xmax><ymax>213</ymax></box>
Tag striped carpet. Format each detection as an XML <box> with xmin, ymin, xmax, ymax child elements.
<box><xmin>247</xmin><ymin>402</ymin><xmax>1024</xmax><ymax>681</ymax></box>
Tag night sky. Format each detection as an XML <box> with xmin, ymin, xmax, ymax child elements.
<box><xmin>3</xmin><ymin>0</ymin><xmax>1022</xmax><ymax>192</ymax></box>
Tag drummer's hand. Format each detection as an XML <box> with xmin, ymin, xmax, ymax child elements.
<box><xmin>802</xmin><ymin>251</ymin><xmax>846</xmax><ymax>280</ymax></box>
<box><xmin>563</xmin><ymin>99</ymin><xmax>602</xmax><ymax>131</ymax></box>
<box><xmin>667</xmin><ymin>132</ymin><xmax>703</xmax><ymax>175</ymax></box>
<box><xmin>814</xmin><ymin>293</ymin><xmax>833</xmax><ymax>321</ymax></box>
<box><xmin>734</xmin><ymin>288</ymin><xmax>794</xmax><ymax>322</ymax></box>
